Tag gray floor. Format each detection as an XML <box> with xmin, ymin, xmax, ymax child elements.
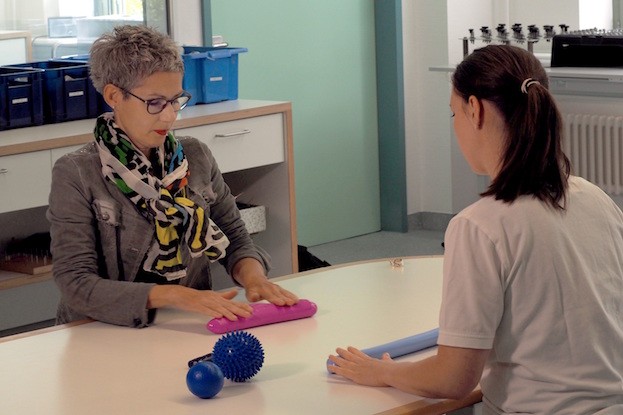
<box><xmin>306</xmin><ymin>228</ymin><xmax>445</xmax><ymax>266</ymax></box>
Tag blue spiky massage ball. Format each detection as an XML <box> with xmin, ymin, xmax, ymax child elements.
<box><xmin>212</xmin><ymin>331</ymin><xmax>265</xmax><ymax>382</ymax></box>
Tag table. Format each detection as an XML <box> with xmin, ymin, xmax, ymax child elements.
<box><xmin>0</xmin><ymin>256</ymin><xmax>482</xmax><ymax>414</ymax></box>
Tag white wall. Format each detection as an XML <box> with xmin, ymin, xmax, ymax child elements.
<box><xmin>168</xmin><ymin>0</ymin><xmax>203</xmax><ymax>46</ymax></box>
<box><xmin>0</xmin><ymin>0</ymin><xmax>55</xmax><ymax>33</ymax></box>
<box><xmin>58</xmin><ymin>0</ymin><xmax>92</xmax><ymax>16</ymax></box>
<box><xmin>404</xmin><ymin>0</ymin><xmax>494</xmax><ymax>216</ymax></box>
<box><xmin>511</xmin><ymin>0</ymin><xmax>612</xmax><ymax>32</ymax></box>
<box><xmin>579</xmin><ymin>0</ymin><xmax>613</xmax><ymax>29</ymax></box>
<box><xmin>448</xmin><ymin>0</ymin><xmax>495</xmax><ymax>65</ymax></box>
<box><xmin>447</xmin><ymin>0</ymin><xmax>496</xmax><ymax>212</ymax></box>
<box><xmin>405</xmin><ymin>0</ymin><xmax>615</xmax><ymax>216</ymax></box>
<box><xmin>403</xmin><ymin>1</ymin><xmax>453</xmax><ymax>215</ymax></box>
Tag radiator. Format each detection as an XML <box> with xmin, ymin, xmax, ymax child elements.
<box><xmin>562</xmin><ymin>113</ymin><xmax>623</xmax><ymax>195</ymax></box>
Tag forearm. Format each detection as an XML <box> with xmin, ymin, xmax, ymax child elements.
<box><xmin>147</xmin><ymin>284</ymin><xmax>179</xmax><ymax>309</ymax></box>
<box><xmin>147</xmin><ymin>283</ymin><xmax>253</xmax><ymax>320</ymax></box>
<box><xmin>381</xmin><ymin>354</ymin><xmax>479</xmax><ymax>399</ymax></box>
<box><xmin>232</xmin><ymin>257</ymin><xmax>268</xmax><ymax>286</ymax></box>
<box><xmin>329</xmin><ymin>345</ymin><xmax>487</xmax><ymax>399</ymax></box>
<box><xmin>231</xmin><ymin>257</ymin><xmax>298</xmax><ymax>305</ymax></box>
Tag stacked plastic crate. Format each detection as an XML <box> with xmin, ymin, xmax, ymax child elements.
<box><xmin>181</xmin><ymin>46</ymin><xmax>247</xmax><ymax>106</ymax></box>
<box><xmin>0</xmin><ymin>46</ymin><xmax>247</xmax><ymax>130</ymax></box>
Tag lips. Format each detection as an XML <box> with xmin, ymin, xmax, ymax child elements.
<box><xmin>154</xmin><ymin>130</ymin><xmax>168</xmax><ymax>136</ymax></box>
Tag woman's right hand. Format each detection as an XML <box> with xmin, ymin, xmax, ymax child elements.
<box><xmin>147</xmin><ymin>285</ymin><xmax>253</xmax><ymax>320</ymax></box>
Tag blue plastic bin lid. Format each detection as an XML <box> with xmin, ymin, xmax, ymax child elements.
<box><xmin>10</xmin><ymin>60</ymin><xmax>88</xmax><ymax>71</ymax></box>
<box><xmin>183</xmin><ymin>47</ymin><xmax>248</xmax><ymax>60</ymax></box>
<box><xmin>0</xmin><ymin>66</ymin><xmax>45</xmax><ymax>77</ymax></box>
<box><xmin>56</xmin><ymin>54</ymin><xmax>90</xmax><ymax>62</ymax></box>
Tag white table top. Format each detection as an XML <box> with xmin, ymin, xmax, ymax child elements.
<box><xmin>0</xmin><ymin>256</ymin><xmax>480</xmax><ymax>415</ymax></box>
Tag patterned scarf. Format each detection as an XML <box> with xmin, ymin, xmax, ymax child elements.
<box><xmin>94</xmin><ymin>112</ymin><xmax>230</xmax><ymax>280</ymax></box>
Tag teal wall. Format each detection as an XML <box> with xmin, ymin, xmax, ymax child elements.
<box><xmin>375</xmin><ymin>0</ymin><xmax>407</xmax><ymax>232</ymax></box>
<box><xmin>211</xmin><ymin>0</ymin><xmax>380</xmax><ymax>246</ymax></box>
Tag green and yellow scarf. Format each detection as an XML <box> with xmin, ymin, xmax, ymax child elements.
<box><xmin>94</xmin><ymin>113</ymin><xmax>229</xmax><ymax>280</ymax></box>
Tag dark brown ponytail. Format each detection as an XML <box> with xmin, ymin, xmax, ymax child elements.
<box><xmin>452</xmin><ymin>45</ymin><xmax>570</xmax><ymax>209</ymax></box>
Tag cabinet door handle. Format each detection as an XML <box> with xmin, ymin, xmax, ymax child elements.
<box><xmin>214</xmin><ymin>129</ymin><xmax>251</xmax><ymax>138</ymax></box>
<box><xmin>0</xmin><ymin>168</ymin><xmax>8</xmax><ymax>174</ymax></box>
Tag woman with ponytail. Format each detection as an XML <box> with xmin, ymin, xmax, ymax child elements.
<box><xmin>330</xmin><ymin>45</ymin><xmax>623</xmax><ymax>414</ymax></box>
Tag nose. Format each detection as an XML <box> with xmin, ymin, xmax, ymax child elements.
<box><xmin>159</xmin><ymin>102</ymin><xmax>178</xmax><ymax>122</ymax></box>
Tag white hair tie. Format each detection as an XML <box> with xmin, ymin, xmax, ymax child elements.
<box><xmin>521</xmin><ymin>78</ymin><xmax>540</xmax><ymax>94</ymax></box>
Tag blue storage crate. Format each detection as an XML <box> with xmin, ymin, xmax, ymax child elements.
<box><xmin>0</xmin><ymin>67</ymin><xmax>44</xmax><ymax>130</ymax></box>
<box><xmin>182</xmin><ymin>46</ymin><xmax>247</xmax><ymax>105</ymax></box>
<box><xmin>8</xmin><ymin>60</ymin><xmax>99</xmax><ymax>123</ymax></box>
<box><xmin>53</xmin><ymin>56</ymin><xmax>111</xmax><ymax>115</ymax></box>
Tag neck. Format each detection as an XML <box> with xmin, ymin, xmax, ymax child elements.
<box><xmin>138</xmin><ymin>146</ymin><xmax>152</xmax><ymax>158</ymax></box>
<box><xmin>478</xmin><ymin>101</ymin><xmax>506</xmax><ymax>179</ymax></box>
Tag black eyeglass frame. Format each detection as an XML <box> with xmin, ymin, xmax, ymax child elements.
<box><xmin>120</xmin><ymin>87</ymin><xmax>192</xmax><ymax>114</ymax></box>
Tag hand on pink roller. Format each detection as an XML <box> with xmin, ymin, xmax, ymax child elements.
<box><xmin>206</xmin><ymin>299</ymin><xmax>318</xmax><ymax>334</ymax></box>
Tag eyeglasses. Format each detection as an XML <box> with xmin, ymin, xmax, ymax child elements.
<box><xmin>120</xmin><ymin>88</ymin><xmax>192</xmax><ymax>114</ymax></box>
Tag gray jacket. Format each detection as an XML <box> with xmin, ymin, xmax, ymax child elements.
<box><xmin>47</xmin><ymin>137</ymin><xmax>270</xmax><ymax>327</ymax></box>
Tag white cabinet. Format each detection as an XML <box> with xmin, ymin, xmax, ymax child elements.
<box><xmin>0</xmin><ymin>100</ymin><xmax>298</xmax><ymax>331</ymax></box>
<box><xmin>176</xmin><ymin>113</ymin><xmax>285</xmax><ymax>173</ymax></box>
<box><xmin>0</xmin><ymin>145</ymin><xmax>83</xmax><ymax>214</ymax></box>
<box><xmin>51</xmin><ymin>145</ymin><xmax>83</xmax><ymax>166</ymax></box>
<box><xmin>0</xmin><ymin>151</ymin><xmax>52</xmax><ymax>213</ymax></box>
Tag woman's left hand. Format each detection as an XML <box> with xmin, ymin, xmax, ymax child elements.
<box><xmin>233</xmin><ymin>258</ymin><xmax>299</xmax><ymax>306</ymax></box>
<box><xmin>244</xmin><ymin>277</ymin><xmax>298</xmax><ymax>305</ymax></box>
<box><xmin>328</xmin><ymin>347</ymin><xmax>392</xmax><ymax>387</ymax></box>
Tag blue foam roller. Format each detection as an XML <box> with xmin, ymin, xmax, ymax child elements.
<box><xmin>327</xmin><ymin>328</ymin><xmax>439</xmax><ymax>372</ymax></box>
<box><xmin>360</xmin><ymin>328</ymin><xmax>439</xmax><ymax>359</ymax></box>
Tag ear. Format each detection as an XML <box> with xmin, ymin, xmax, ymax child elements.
<box><xmin>102</xmin><ymin>84</ymin><xmax>122</xmax><ymax>110</ymax></box>
<box><xmin>466</xmin><ymin>95</ymin><xmax>484</xmax><ymax>129</ymax></box>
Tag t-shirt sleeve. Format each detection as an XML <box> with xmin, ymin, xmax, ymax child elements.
<box><xmin>437</xmin><ymin>215</ymin><xmax>504</xmax><ymax>350</ymax></box>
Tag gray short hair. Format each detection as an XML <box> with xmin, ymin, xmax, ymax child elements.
<box><xmin>89</xmin><ymin>25</ymin><xmax>184</xmax><ymax>93</ymax></box>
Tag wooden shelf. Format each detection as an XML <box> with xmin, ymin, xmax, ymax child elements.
<box><xmin>0</xmin><ymin>100</ymin><xmax>291</xmax><ymax>157</ymax></box>
<box><xmin>0</xmin><ymin>270</ymin><xmax>52</xmax><ymax>290</ymax></box>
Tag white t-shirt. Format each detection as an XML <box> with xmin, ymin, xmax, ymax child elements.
<box><xmin>438</xmin><ymin>176</ymin><xmax>623</xmax><ymax>414</ymax></box>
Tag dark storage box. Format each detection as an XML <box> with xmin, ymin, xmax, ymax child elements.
<box><xmin>0</xmin><ymin>67</ymin><xmax>44</xmax><ymax>130</ymax></box>
<box><xmin>551</xmin><ymin>33</ymin><xmax>623</xmax><ymax>67</ymax></box>
<box><xmin>8</xmin><ymin>60</ymin><xmax>99</xmax><ymax>123</ymax></box>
